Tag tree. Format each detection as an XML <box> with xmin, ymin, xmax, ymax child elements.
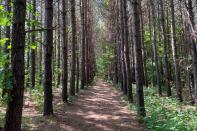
<box><xmin>57</xmin><ymin>1</ymin><xmax>61</xmax><ymax>88</ymax></box>
<box><xmin>131</xmin><ymin>0</ymin><xmax>145</xmax><ymax>116</ymax></box>
<box><xmin>150</xmin><ymin>0</ymin><xmax>161</xmax><ymax>95</ymax></box>
<box><xmin>160</xmin><ymin>0</ymin><xmax>171</xmax><ymax>96</ymax></box>
<box><xmin>80</xmin><ymin>0</ymin><xmax>86</xmax><ymax>90</ymax></box>
<box><xmin>120</xmin><ymin>0</ymin><xmax>128</xmax><ymax>95</ymax></box>
<box><xmin>62</xmin><ymin>0</ymin><xmax>68</xmax><ymax>102</ymax></box>
<box><xmin>44</xmin><ymin>0</ymin><xmax>54</xmax><ymax>116</ymax></box>
<box><xmin>70</xmin><ymin>0</ymin><xmax>77</xmax><ymax>96</ymax></box>
<box><xmin>123</xmin><ymin>0</ymin><xmax>133</xmax><ymax>102</ymax></box>
<box><xmin>186</xmin><ymin>0</ymin><xmax>197</xmax><ymax>105</ymax></box>
<box><xmin>4</xmin><ymin>0</ymin><xmax>26</xmax><ymax>130</ymax></box>
<box><xmin>31</xmin><ymin>0</ymin><xmax>36</xmax><ymax>89</ymax></box>
<box><xmin>170</xmin><ymin>0</ymin><xmax>182</xmax><ymax>101</ymax></box>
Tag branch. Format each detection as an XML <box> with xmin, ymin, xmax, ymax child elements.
<box><xmin>25</xmin><ymin>25</ymin><xmax>58</xmax><ymax>33</ymax></box>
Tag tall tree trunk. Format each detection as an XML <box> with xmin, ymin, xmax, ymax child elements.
<box><xmin>57</xmin><ymin>1</ymin><xmax>61</xmax><ymax>88</ymax></box>
<box><xmin>186</xmin><ymin>0</ymin><xmax>197</xmax><ymax>105</ymax></box>
<box><xmin>123</xmin><ymin>0</ymin><xmax>133</xmax><ymax>102</ymax></box>
<box><xmin>148</xmin><ymin>6</ymin><xmax>155</xmax><ymax>86</ymax></box>
<box><xmin>160</xmin><ymin>0</ymin><xmax>171</xmax><ymax>96</ymax></box>
<box><xmin>150</xmin><ymin>0</ymin><xmax>161</xmax><ymax>95</ymax></box>
<box><xmin>4</xmin><ymin>0</ymin><xmax>26</xmax><ymax>130</ymax></box>
<box><xmin>120</xmin><ymin>0</ymin><xmax>127</xmax><ymax>95</ymax></box>
<box><xmin>70</xmin><ymin>0</ymin><xmax>77</xmax><ymax>96</ymax></box>
<box><xmin>44</xmin><ymin>0</ymin><xmax>54</xmax><ymax>115</ymax></box>
<box><xmin>39</xmin><ymin>1</ymin><xmax>43</xmax><ymax>84</ymax></box>
<box><xmin>131</xmin><ymin>0</ymin><xmax>145</xmax><ymax>116</ymax></box>
<box><xmin>80</xmin><ymin>0</ymin><xmax>86</xmax><ymax>89</ymax></box>
<box><xmin>140</xmin><ymin>4</ymin><xmax>148</xmax><ymax>87</ymax></box>
<box><xmin>76</xmin><ymin>38</ymin><xmax>80</xmax><ymax>93</ymax></box>
<box><xmin>62</xmin><ymin>0</ymin><xmax>68</xmax><ymax>103</ymax></box>
<box><xmin>170</xmin><ymin>0</ymin><xmax>182</xmax><ymax>101</ymax></box>
<box><xmin>31</xmin><ymin>0</ymin><xmax>36</xmax><ymax>89</ymax></box>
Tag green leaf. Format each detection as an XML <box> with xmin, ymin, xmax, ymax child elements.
<box><xmin>0</xmin><ymin>38</ymin><xmax>9</xmax><ymax>46</ymax></box>
<box><xmin>31</xmin><ymin>42</ymin><xmax>37</xmax><ymax>50</ymax></box>
<box><xmin>7</xmin><ymin>45</ymin><xmax>12</xmax><ymax>49</ymax></box>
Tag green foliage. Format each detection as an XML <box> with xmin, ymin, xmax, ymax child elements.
<box><xmin>0</xmin><ymin>49</ymin><xmax>13</xmax><ymax>103</ymax></box>
<box><xmin>28</xmin><ymin>85</ymin><xmax>44</xmax><ymax>112</ymax></box>
<box><xmin>137</xmin><ymin>87</ymin><xmax>197</xmax><ymax>131</ymax></box>
<box><xmin>0</xmin><ymin>5</ymin><xmax>12</xmax><ymax>26</ymax></box>
<box><xmin>96</xmin><ymin>42</ymin><xmax>114</xmax><ymax>78</ymax></box>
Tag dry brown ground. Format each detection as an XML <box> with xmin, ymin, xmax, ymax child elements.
<box><xmin>23</xmin><ymin>80</ymin><xmax>144</xmax><ymax>131</ymax></box>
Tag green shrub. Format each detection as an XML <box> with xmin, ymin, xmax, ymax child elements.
<box><xmin>142</xmin><ymin>88</ymin><xmax>197</xmax><ymax>131</ymax></box>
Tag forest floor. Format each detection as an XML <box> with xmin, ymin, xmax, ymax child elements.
<box><xmin>1</xmin><ymin>79</ymin><xmax>144</xmax><ymax>131</ymax></box>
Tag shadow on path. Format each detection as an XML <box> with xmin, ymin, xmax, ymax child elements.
<box><xmin>24</xmin><ymin>79</ymin><xmax>144</xmax><ymax>131</ymax></box>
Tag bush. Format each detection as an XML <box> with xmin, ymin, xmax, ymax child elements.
<box><xmin>142</xmin><ymin>88</ymin><xmax>197</xmax><ymax>131</ymax></box>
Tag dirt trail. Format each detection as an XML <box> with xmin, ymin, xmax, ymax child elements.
<box><xmin>24</xmin><ymin>79</ymin><xmax>144</xmax><ymax>131</ymax></box>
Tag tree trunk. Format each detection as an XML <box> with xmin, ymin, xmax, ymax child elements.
<box><xmin>120</xmin><ymin>0</ymin><xmax>127</xmax><ymax>95</ymax></box>
<box><xmin>170</xmin><ymin>0</ymin><xmax>182</xmax><ymax>101</ymax></box>
<box><xmin>57</xmin><ymin>1</ymin><xmax>61</xmax><ymax>88</ymax></box>
<box><xmin>80</xmin><ymin>0</ymin><xmax>86</xmax><ymax>89</ymax></box>
<box><xmin>160</xmin><ymin>0</ymin><xmax>171</xmax><ymax>96</ymax></box>
<box><xmin>150</xmin><ymin>0</ymin><xmax>161</xmax><ymax>95</ymax></box>
<box><xmin>31</xmin><ymin>0</ymin><xmax>36</xmax><ymax>89</ymax></box>
<box><xmin>186</xmin><ymin>0</ymin><xmax>197</xmax><ymax>105</ymax></box>
<box><xmin>131</xmin><ymin>0</ymin><xmax>145</xmax><ymax>116</ymax></box>
<box><xmin>4</xmin><ymin>0</ymin><xmax>26</xmax><ymax>130</ymax></box>
<box><xmin>123</xmin><ymin>0</ymin><xmax>133</xmax><ymax>102</ymax></box>
<box><xmin>44</xmin><ymin>0</ymin><xmax>54</xmax><ymax>115</ymax></box>
<box><xmin>70</xmin><ymin>0</ymin><xmax>77</xmax><ymax>96</ymax></box>
<box><xmin>62</xmin><ymin>0</ymin><xmax>68</xmax><ymax>103</ymax></box>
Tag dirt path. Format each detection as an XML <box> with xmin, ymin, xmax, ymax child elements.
<box><xmin>25</xmin><ymin>79</ymin><xmax>144</xmax><ymax>131</ymax></box>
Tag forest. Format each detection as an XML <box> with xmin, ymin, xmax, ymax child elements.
<box><xmin>0</xmin><ymin>0</ymin><xmax>197</xmax><ymax>130</ymax></box>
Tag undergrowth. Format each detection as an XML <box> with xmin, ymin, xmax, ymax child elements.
<box><xmin>142</xmin><ymin>87</ymin><xmax>197</xmax><ymax>131</ymax></box>
<box><xmin>107</xmin><ymin>80</ymin><xmax>197</xmax><ymax>131</ymax></box>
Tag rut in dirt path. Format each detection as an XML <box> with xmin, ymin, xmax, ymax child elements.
<box><xmin>35</xmin><ymin>80</ymin><xmax>144</xmax><ymax>131</ymax></box>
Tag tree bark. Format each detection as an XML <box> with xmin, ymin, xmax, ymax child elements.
<box><xmin>62</xmin><ymin>0</ymin><xmax>68</xmax><ymax>103</ymax></box>
<box><xmin>150</xmin><ymin>0</ymin><xmax>161</xmax><ymax>95</ymax></box>
<box><xmin>31</xmin><ymin>0</ymin><xmax>36</xmax><ymax>89</ymax></box>
<box><xmin>186</xmin><ymin>0</ymin><xmax>197</xmax><ymax>105</ymax></box>
<box><xmin>123</xmin><ymin>0</ymin><xmax>133</xmax><ymax>102</ymax></box>
<box><xmin>160</xmin><ymin>0</ymin><xmax>171</xmax><ymax>96</ymax></box>
<box><xmin>170</xmin><ymin>0</ymin><xmax>182</xmax><ymax>101</ymax></box>
<box><xmin>4</xmin><ymin>0</ymin><xmax>26</xmax><ymax>130</ymax></box>
<box><xmin>131</xmin><ymin>0</ymin><xmax>145</xmax><ymax>116</ymax></box>
<box><xmin>44</xmin><ymin>0</ymin><xmax>54</xmax><ymax>115</ymax></box>
<box><xmin>70</xmin><ymin>0</ymin><xmax>77</xmax><ymax>96</ymax></box>
<box><xmin>80</xmin><ymin>0</ymin><xmax>86</xmax><ymax>89</ymax></box>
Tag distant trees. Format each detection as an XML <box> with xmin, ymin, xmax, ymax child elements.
<box><xmin>103</xmin><ymin>0</ymin><xmax>145</xmax><ymax>115</ymax></box>
<box><xmin>100</xmin><ymin>0</ymin><xmax>197</xmax><ymax>116</ymax></box>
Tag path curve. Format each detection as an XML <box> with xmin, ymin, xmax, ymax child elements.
<box><xmin>28</xmin><ymin>80</ymin><xmax>144</xmax><ymax>131</ymax></box>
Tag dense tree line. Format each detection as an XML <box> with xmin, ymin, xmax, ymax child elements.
<box><xmin>0</xmin><ymin>0</ymin><xmax>96</xmax><ymax>130</ymax></box>
<box><xmin>102</xmin><ymin>0</ymin><xmax>197</xmax><ymax>116</ymax></box>
<box><xmin>0</xmin><ymin>0</ymin><xmax>196</xmax><ymax>130</ymax></box>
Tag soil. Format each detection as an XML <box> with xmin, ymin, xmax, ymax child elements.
<box><xmin>22</xmin><ymin>79</ymin><xmax>144</xmax><ymax>131</ymax></box>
